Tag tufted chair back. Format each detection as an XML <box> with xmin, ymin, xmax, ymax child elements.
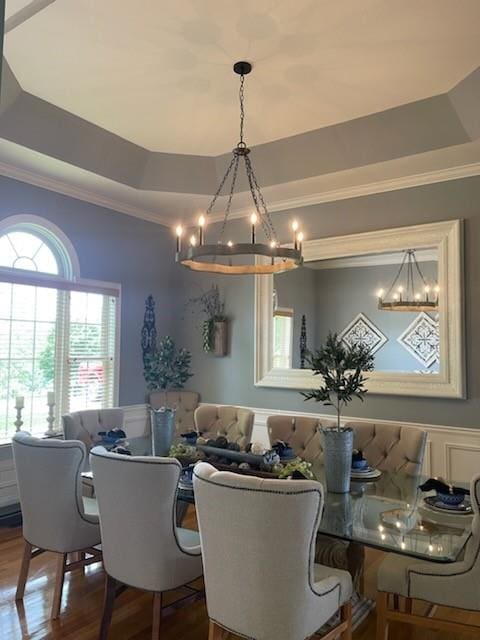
<box><xmin>267</xmin><ymin>415</ymin><xmax>335</xmax><ymax>464</ymax></box>
<box><xmin>149</xmin><ymin>391</ymin><xmax>199</xmax><ymax>435</ymax></box>
<box><xmin>195</xmin><ymin>405</ymin><xmax>254</xmax><ymax>449</ymax></box>
<box><xmin>345</xmin><ymin>421</ymin><xmax>427</xmax><ymax>476</ymax></box>
<box><xmin>62</xmin><ymin>408</ymin><xmax>124</xmax><ymax>449</ymax></box>
<box><xmin>12</xmin><ymin>432</ymin><xmax>100</xmax><ymax>553</ymax></box>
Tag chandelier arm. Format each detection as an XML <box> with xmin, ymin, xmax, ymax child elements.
<box><xmin>384</xmin><ymin>250</ymin><xmax>409</xmax><ymax>298</ymax></box>
<box><xmin>218</xmin><ymin>154</ymin><xmax>240</xmax><ymax>243</ymax></box>
<box><xmin>244</xmin><ymin>154</ymin><xmax>278</xmax><ymax>242</ymax></box>
<box><xmin>413</xmin><ymin>254</ymin><xmax>430</xmax><ymax>288</ymax></box>
<box><xmin>244</xmin><ymin>155</ymin><xmax>278</xmax><ymax>241</ymax></box>
<box><xmin>205</xmin><ymin>154</ymin><xmax>237</xmax><ymax>218</ymax></box>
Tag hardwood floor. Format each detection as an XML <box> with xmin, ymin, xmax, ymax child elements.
<box><xmin>1</xmin><ymin>509</ymin><xmax>479</xmax><ymax>639</ymax></box>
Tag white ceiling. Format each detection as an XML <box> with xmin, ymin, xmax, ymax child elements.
<box><xmin>4</xmin><ymin>0</ymin><xmax>480</xmax><ymax>155</ymax></box>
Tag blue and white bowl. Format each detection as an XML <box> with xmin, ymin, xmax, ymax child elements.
<box><xmin>352</xmin><ymin>459</ymin><xmax>369</xmax><ymax>471</ymax></box>
<box><xmin>437</xmin><ymin>492</ymin><xmax>464</xmax><ymax>506</ymax></box>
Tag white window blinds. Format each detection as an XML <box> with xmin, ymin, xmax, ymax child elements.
<box><xmin>0</xmin><ymin>273</ymin><xmax>119</xmax><ymax>440</ymax></box>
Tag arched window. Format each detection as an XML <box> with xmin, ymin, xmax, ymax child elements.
<box><xmin>0</xmin><ymin>216</ymin><xmax>119</xmax><ymax>441</ymax></box>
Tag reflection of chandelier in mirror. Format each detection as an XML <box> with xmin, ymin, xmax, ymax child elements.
<box><xmin>174</xmin><ymin>61</ymin><xmax>304</xmax><ymax>275</ymax></box>
<box><xmin>376</xmin><ymin>249</ymin><xmax>439</xmax><ymax>311</ymax></box>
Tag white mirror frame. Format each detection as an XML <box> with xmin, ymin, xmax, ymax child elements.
<box><xmin>255</xmin><ymin>219</ymin><xmax>465</xmax><ymax>398</ymax></box>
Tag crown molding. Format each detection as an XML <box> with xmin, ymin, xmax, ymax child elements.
<box><xmin>0</xmin><ymin>160</ymin><xmax>173</xmax><ymax>226</ymax></box>
<box><xmin>209</xmin><ymin>160</ymin><xmax>480</xmax><ymax>222</ymax></box>
<box><xmin>1</xmin><ymin>155</ymin><xmax>480</xmax><ymax>229</ymax></box>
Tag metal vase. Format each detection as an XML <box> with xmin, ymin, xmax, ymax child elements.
<box><xmin>150</xmin><ymin>407</ymin><xmax>176</xmax><ymax>456</ymax></box>
<box><xmin>213</xmin><ymin>321</ymin><xmax>228</xmax><ymax>357</ymax></box>
<box><xmin>321</xmin><ymin>427</ymin><xmax>354</xmax><ymax>494</ymax></box>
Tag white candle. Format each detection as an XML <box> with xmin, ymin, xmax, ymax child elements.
<box><xmin>47</xmin><ymin>391</ymin><xmax>55</xmax><ymax>405</ymax></box>
<box><xmin>250</xmin><ymin>212</ymin><xmax>257</xmax><ymax>243</ymax></box>
<box><xmin>198</xmin><ymin>215</ymin><xmax>206</xmax><ymax>245</ymax></box>
<box><xmin>15</xmin><ymin>396</ymin><xmax>24</xmax><ymax>409</ymax></box>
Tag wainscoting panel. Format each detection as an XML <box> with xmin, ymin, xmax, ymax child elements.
<box><xmin>0</xmin><ymin>458</ymin><xmax>19</xmax><ymax>509</ymax></box>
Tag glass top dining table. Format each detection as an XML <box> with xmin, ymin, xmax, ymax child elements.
<box><xmin>84</xmin><ymin>436</ymin><xmax>474</xmax><ymax>564</ymax></box>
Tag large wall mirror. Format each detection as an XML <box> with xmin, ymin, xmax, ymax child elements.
<box><xmin>255</xmin><ymin>220</ymin><xmax>464</xmax><ymax>398</ymax></box>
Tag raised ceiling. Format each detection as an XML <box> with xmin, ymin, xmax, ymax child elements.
<box><xmin>1</xmin><ymin>1</ymin><xmax>480</xmax><ymax>225</ymax></box>
<box><xmin>4</xmin><ymin>0</ymin><xmax>480</xmax><ymax>155</ymax></box>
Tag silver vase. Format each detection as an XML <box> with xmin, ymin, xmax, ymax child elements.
<box><xmin>150</xmin><ymin>407</ymin><xmax>176</xmax><ymax>456</ymax></box>
<box><xmin>321</xmin><ymin>427</ymin><xmax>354</xmax><ymax>494</ymax></box>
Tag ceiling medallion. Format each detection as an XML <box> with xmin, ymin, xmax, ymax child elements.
<box><xmin>174</xmin><ymin>61</ymin><xmax>304</xmax><ymax>275</ymax></box>
<box><xmin>376</xmin><ymin>249</ymin><xmax>439</xmax><ymax>312</ymax></box>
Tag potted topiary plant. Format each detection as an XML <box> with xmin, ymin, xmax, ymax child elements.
<box><xmin>302</xmin><ymin>332</ymin><xmax>374</xmax><ymax>493</ymax></box>
<box><xmin>144</xmin><ymin>335</ymin><xmax>193</xmax><ymax>455</ymax></box>
<box><xmin>187</xmin><ymin>285</ymin><xmax>228</xmax><ymax>356</ymax></box>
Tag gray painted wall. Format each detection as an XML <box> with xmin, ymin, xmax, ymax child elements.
<box><xmin>174</xmin><ymin>175</ymin><xmax>480</xmax><ymax>429</ymax></box>
<box><xmin>0</xmin><ymin>175</ymin><xmax>175</xmax><ymax>407</ymax></box>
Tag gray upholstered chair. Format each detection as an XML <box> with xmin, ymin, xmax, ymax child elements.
<box><xmin>193</xmin><ymin>462</ymin><xmax>353</xmax><ymax>640</ymax></box>
<box><xmin>90</xmin><ymin>447</ymin><xmax>203</xmax><ymax>639</ymax></box>
<box><xmin>195</xmin><ymin>405</ymin><xmax>254</xmax><ymax>449</ymax></box>
<box><xmin>62</xmin><ymin>408</ymin><xmax>125</xmax><ymax>449</ymax></box>
<box><xmin>345</xmin><ymin>421</ymin><xmax>427</xmax><ymax>476</ymax></box>
<box><xmin>376</xmin><ymin>473</ymin><xmax>480</xmax><ymax>638</ymax></box>
<box><xmin>149</xmin><ymin>390</ymin><xmax>199</xmax><ymax>435</ymax></box>
<box><xmin>267</xmin><ymin>415</ymin><xmax>334</xmax><ymax>464</ymax></box>
<box><xmin>12</xmin><ymin>432</ymin><xmax>101</xmax><ymax>619</ymax></box>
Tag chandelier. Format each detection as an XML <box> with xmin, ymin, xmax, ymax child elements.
<box><xmin>376</xmin><ymin>249</ymin><xmax>439</xmax><ymax>311</ymax></box>
<box><xmin>174</xmin><ymin>61</ymin><xmax>304</xmax><ymax>275</ymax></box>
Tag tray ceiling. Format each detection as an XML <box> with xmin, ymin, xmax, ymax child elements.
<box><xmin>4</xmin><ymin>0</ymin><xmax>480</xmax><ymax>155</ymax></box>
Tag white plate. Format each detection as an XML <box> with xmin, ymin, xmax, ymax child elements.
<box><xmin>351</xmin><ymin>468</ymin><xmax>381</xmax><ymax>479</ymax></box>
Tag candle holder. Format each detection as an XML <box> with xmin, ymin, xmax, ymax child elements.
<box><xmin>14</xmin><ymin>406</ymin><xmax>23</xmax><ymax>433</ymax></box>
<box><xmin>45</xmin><ymin>400</ymin><xmax>59</xmax><ymax>437</ymax></box>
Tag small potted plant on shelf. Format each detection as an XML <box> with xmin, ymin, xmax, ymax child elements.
<box><xmin>302</xmin><ymin>332</ymin><xmax>374</xmax><ymax>493</ymax></box>
<box><xmin>144</xmin><ymin>335</ymin><xmax>193</xmax><ymax>456</ymax></box>
<box><xmin>187</xmin><ymin>285</ymin><xmax>228</xmax><ymax>356</ymax></box>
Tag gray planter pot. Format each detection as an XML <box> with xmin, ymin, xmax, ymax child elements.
<box><xmin>150</xmin><ymin>407</ymin><xmax>176</xmax><ymax>456</ymax></box>
<box><xmin>321</xmin><ymin>427</ymin><xmax>354</xmax><ymax>494</ymax></box>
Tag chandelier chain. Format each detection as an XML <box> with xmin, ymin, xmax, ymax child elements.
<box><xmin>239</xmin><ymin>73</ymin><xmax>245</xmax><ymax>145</ymax></box>
<box><xmin>218</xmin><ymin>154</ymin><xmax>240</xmax><ymax>242</ymax></box>
<box><xmin>245</xmin><ymin>154</ymin><xmax>278</xmax><ymax>242</ymax></box>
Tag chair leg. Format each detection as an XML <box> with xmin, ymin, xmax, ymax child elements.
<box><xmin>376</xmin><ymin>591</ymin><xmax>389</xmax><ymax>640</ymax></box>
<box><xmin>15</xmin><ymin>540</ymin><xmax>33</xmax><ymax>601</ymax></box>
<box><xmin>404</xmin><ymin>597</ymin><xmax>413</xmax><ymax>614</ymax></box>
<box><xmin>152</xmin><ymin>592</ymin><xmax>162</xmax><ymax>639</ymax></box>
<box><xmin>99</xmin><ymin>574</ymin><xmax>117</xmax><ymax>640</ymax></box>
<box><xmin>51</xmin><ymin>553</ymin><xmax>67</xmax><ymax>620</ymax></box>
<box><xmin>208</xmin><ymin>621</ymin><xmax>225</xmax><ymax>640</ymax></box>
<box><xmin>340</xmin><ymin>601</ymin><xmax>352</xmax><ymax>640</ymax></box>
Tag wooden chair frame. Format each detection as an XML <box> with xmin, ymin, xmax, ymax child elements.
<box><xmin>376</xmin><ymin>591</ymin><xmax>480</xmax><ymax>639</ymax></box>
<box><xmin>208</xmin><ymin>601</ymin><xmax>352</xmax><ymax>640</ymax></box>
<box><xmin>15</xmin><ymin>538</ymin><xmax>102</xmax><ymax>619</ymax></box>
<box><xmin>99</xmin><ymin>573</ymin><xmax>205</xmax><ymax>640</ymax></box>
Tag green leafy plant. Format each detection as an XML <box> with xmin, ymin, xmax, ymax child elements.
<box><xmin>277</xmin><ymin>458</ymin><xmax>314</xmax><ymax>480</ymax></box>
<box><xmin>143</xmin><ymin>336</ymin><xmax>193</xmax><ymax>406</ymax></box>
<box><xmin>302</xmin><ymin>332</ymin><xmax>375</xmax><ymax>432</ymax></box>
<box><xmin>187</xmin><ymin>285</ymin><xmax>226</xmax><ymax>352</ymax></box>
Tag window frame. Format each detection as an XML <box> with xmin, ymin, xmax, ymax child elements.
<box><xmin>0</xmin><ymin>215</ymin><xmax>121</xmax><ymax>442</ymax></box>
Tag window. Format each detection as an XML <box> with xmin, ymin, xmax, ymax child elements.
<box><xmin>0</xmin><ymin>217</ymin><xmax>119</xmax><ymax>441</ymax></box>
<box><xmin>273</xmin><ymin>309</ymin><xmax>293</xmax><ymax>369</ymax></box>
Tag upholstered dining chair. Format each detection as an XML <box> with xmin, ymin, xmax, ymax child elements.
<box><xmin>267</xmin><ymin>415</ymin><xmax>334</xmax><ymax>464</ymax></box>
<box><xmin>12</xmin><ymin>432</ymin><xmax>102</xmax><ymax>619</ymax></box>
<box><xmin>345</xmin><ymin>421</ymin><xmax>427</xmax><ymax>476</ymax></box>
<box><xmin>193</xmin><ymin>462</ymin><xmax>353</xmax><ymax>640</ymax></box>
<box><xmin>376</xmin><ymin>472</ymin><xmax>480</xmax><ymax>639</ymax></box>
<box><xmin>90</xmin><ymin>447</ymin><xmax>203</xmax><ymax>639</ymax></box>
<box><xmin>194</xmin><ymin>405</ymin><xmax>254</xmax><ymax>449</ymax></box>
<box><xmin>149</xmin><ymin>390</ymin><xmax>199</xmax><ymax>435</ymax></box>
<box><xmin>62</xmin><ymin>408</ymin><xmax>125</xmax><ymax>450</ymax></box>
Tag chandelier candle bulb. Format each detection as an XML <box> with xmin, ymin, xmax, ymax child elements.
<box><xmin>297</xmin><ymin>231</ymin><xmax>304</xmax><ymax>252</ymax></box>
<box><xmin>175</xmin><ymin>225</ymin><xmax>183</xmax><ymax>252</ymax></box>
<box><xmin>190</xmin><ymin>235</ymin><xmax>197</xmax><ymax>247</ymax></box>
<box><xmin>292</xmin><ymin>220</ymin><xmax>299</xmax><ymax>249</ymax></box>
<box><xmin>424</xmin><ymin>285</ymin><xmax>430</xmax><ymax>302</ymax></box>
<box><xmin>250</xmin><ymin>212</ymin><xmax>257</xmax><ymax>244</ymax></box>
<box><xmin>198</xmin><ymin>215</ymin><xmax>206</xmax><ymax>245</ymax></box>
